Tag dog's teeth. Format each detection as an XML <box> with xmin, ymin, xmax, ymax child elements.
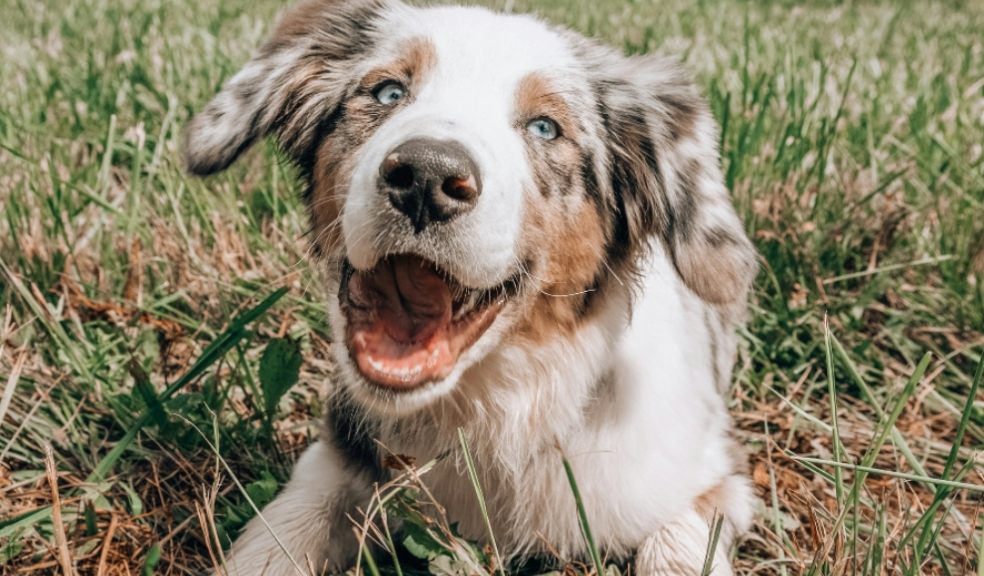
<box><xmin>454</xmin><ymin>291</ymin><xmax>481</xmax><ymax>320</ymax></box>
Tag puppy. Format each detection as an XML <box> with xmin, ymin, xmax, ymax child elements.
<box><xmin>185</xmin><ymin>0</ymin><xmax>758</xmax><ymax>574</ymax></box>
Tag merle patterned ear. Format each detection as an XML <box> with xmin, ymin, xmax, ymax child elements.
<box><xmin>183</xmin><ymin>0</ymin><xmax>392</xmax><ymax>176</ymax></box>
<box><xmin>597</xmin><ymin>54</ymin><xmax>757</xmax><ymax>305</ymax></box>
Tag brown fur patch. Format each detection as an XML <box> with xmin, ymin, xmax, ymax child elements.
<box><xmin>693</xmin><ymin>484</ymin><xmax>724</xmax><ymax>522</ymax></box>
<box><xmin>359</xmin><ymin>37</ymin><xmax>437</xmax><ymax>93</ymax></box>
<box><xmin>515</xmin><ymin>72</ymin><xmax>579</xmax><ymax>139</ymax></box>
<box><xmin>305</xmin><ymin>37</ymin><xmax>438</xmax><ymax>256</ymax></box>
<box><xmin>694</xmin><ymin>440</ymin><xmax>749</xmax><ymax>523</ymax></box>
<box><xmin>307</xmin><ymin>142</ymin><xmax>355</xmax><ymax>255</ymax></box>
<box><xmin>515</xmin><ymin>73</ymin><xmax>588</xmax><ymax>202</ymax></box>
<box><xmin>513</xmin><ymin>196</ymin><xmax>608</xmax><ymax>343</ymax></box>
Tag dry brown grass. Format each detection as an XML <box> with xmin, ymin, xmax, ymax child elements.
<box><xmin>1</xmin><ymin>0</ymin><xmax>982</xmax><ymax>573</ymax></box>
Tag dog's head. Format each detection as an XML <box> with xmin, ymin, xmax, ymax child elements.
<box><xmin>185</xmin><ymin>0</ymin><xmax>756</xmax><ymax>414</ymax></box>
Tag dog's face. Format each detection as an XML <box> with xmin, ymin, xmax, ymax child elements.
<box><xmin>185</xmin><ymin>0</ymin><xmax>756</xmax><ymax>414</ymax></box>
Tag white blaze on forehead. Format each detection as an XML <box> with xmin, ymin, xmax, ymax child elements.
<box><xmin>343</xmin><ymin>5</ymin><xmax>581</xmax><ymax>288</ymax></box>
<box><xmin>391</xmin><ymin>5</ymin><xmax>579</xmax><ymax>85</ymax></box>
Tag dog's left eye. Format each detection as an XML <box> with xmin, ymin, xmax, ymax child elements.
<box><xmin>374</xmin><ymin>81</ymin><xmax>406</xmax><ymax>106</ymax></box>
<box><xmin>526</xmin><ymin>117</ymin><xmax>559</xmax><ymax>140</ymax></box>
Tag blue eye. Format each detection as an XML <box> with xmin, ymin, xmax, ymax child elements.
<box><xmin>374</xmin><ymin>81</ymin><xmax>406</xmax><ymax>106</ymax></box>
<box><xmin>526</xmin><ymin>117</ymin><xmax>559</xmax><ymax>140</ymax></box>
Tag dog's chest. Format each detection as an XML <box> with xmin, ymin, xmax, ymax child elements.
<box><xmin>382</xmin><ymin>424</ymin><xmax>606</xmax><ymax>558</ymax></box>
<box><xmin>377</xmin><ymin>398</ymin><xmax>692</xmax><ymax>561</ymax></box>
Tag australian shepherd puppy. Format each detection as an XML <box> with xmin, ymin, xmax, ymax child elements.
<box><xmin>185</xmin><ymin>0</ymin><xmax>759</xmax><ymax>574</ymax></box>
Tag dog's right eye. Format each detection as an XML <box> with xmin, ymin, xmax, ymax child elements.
<box><xmin>374</xmin><ymin>81</ymin><xmax>407</xmax><ymax>106</ymax></box>
<box><xmin>526</xmin><ymin>117</ymin><xmax>559</xmax><ymax>141</ymax></box>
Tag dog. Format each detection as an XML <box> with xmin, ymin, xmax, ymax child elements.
<box><xmin>184</xmin><ymin>0</ymin><xmax>758</xmax><ymax>573</ymax></box>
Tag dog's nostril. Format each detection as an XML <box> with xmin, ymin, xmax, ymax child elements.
<box><xmin>379</xmin><ymin>138</ymin><xmax>482</xmax><ymax>231</ymax></box>
<box><xmin>441</xmin><ymin>176</ymin><xmax>479</xmax><ymax>203</ymax></box>
<box><xmin>385</xmin><ymin>163</ymin><xmax>415</xmax><ymax>190</ymax></box>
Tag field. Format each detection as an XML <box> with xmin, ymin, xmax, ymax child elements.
<box><xmin>1</xmin><ymin>0</ymin><xmax>983</xmax><ymax>573</ymax></box>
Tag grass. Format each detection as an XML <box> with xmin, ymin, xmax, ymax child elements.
<box><xmin>0</xmin><ymin>0</ymin><xmax>982</xmax><ymax>573</ymax></box>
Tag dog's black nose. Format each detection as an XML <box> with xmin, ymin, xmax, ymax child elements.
<box><xmin>379</xmin><ymin>138</ymin><xmax>481</xmax><ymax>232</ymax></box>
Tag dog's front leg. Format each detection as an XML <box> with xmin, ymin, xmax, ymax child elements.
<box><xmin>634</xmin><ymin>507</ymin><xmax>735</xmax><ymax>576</ymax></box>
<box><xmin>220</xmin><ymin>441</ymin><xmax>371</xmax><ymax>576</ymax></box>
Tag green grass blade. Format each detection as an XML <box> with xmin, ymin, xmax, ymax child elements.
<box><xmin>0</xmin><ymin>507</ymin><xmax>53</xmax><ymax>539</ymax></box>
<box><xmin>700</xmin><ymin>513</ymin><xmax>725</xmax><ymax>576</ymax></box>
<box><xmin>909</xmin><ymin>351</ymin><xmax>982</xmax><ymax>555</ymax></box>
<box><xmin>457</xmin><ymin>428</ymin><xmax>505</xmax><ymax>576</ymax></box>
<box><xmin>977</xmin><ymin>526</ymin><xmax>984</xmax><ymax>576</ymax></box>
<box><xmin>160</xmin><ymin>287</ymin><xmax>289</xmax><ymax>399</ymax></box>
<box><xmin>0</xmin><ymin>258</ymin><xmax>98</xmax><ymax>387</ymax></box>
<box><xmin>831</xmin><ymin>334</ymin><xmax>936</xmax><ymax>488</ymax></box>
<box><xmin>857</xmin><ymin>352</ymin><xmax>931</xmax><ymax>473</ymax></box>
<box><xmin>361</xmin><ymin>544</ymin><xmax>382</xmax><ymax>576</ymax></box>
<box><xmin>789</xmin><ymin>457</ymin><xmax>984</xmax><ymax>494</ymax></box>
<box><xmin>822</xmin><ymin>317</ymin><xmax>845</xmax><ymax>504</ymax></box>
<box><xmin>562</xmin><ymin>457</ymin><xmax>605</xmax><ymax>576</ymax></box>
<box><xmin>940</xmin><ymin>353</ymin><xmax>983</xmax><ymax>482</ymax></box>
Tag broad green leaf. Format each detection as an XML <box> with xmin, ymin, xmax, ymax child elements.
<box><xmin>129</xmin><ymin>359</ymin><xmax>168</xmax><ymax>432</ymax></box>
<box><xmin>258</xmin><ymin>337</ymin><xmax>302</xmax><ymax>419</ymax></box>
<box><xmin>245</xmin><ymin>471</ymin><xmax>279</xmax><ymax>508</ymax></box>
<box><xmin>402</xmin><ymin>522</ymin><xmax>446</xmax><ymax>560</ymax></box>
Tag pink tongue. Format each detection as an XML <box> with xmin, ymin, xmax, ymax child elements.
<box><xmin>349</xmin><ymin>255</ymin><xmax>452</xmax><ymax>342</ymax></box>
<box><xmin>346</xmin><ymin>255</ymin><xmax>457</xmax><ymax>388</ymax></box>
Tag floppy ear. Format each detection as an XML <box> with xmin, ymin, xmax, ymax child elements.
<box><xmin>597</xmin><ymin>54</ymin><xmax>757</xmax><ymax>305</ymax></box>
<box><xmin>184</xmin><ymin>0</ymin><xmax>392</xmax><ymax>176</ymax></box>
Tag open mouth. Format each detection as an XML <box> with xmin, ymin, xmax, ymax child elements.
<box><xmin>340</xmin><ymin>254</ymin><xmax>517</xmax><ymax>391</ymax></box>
